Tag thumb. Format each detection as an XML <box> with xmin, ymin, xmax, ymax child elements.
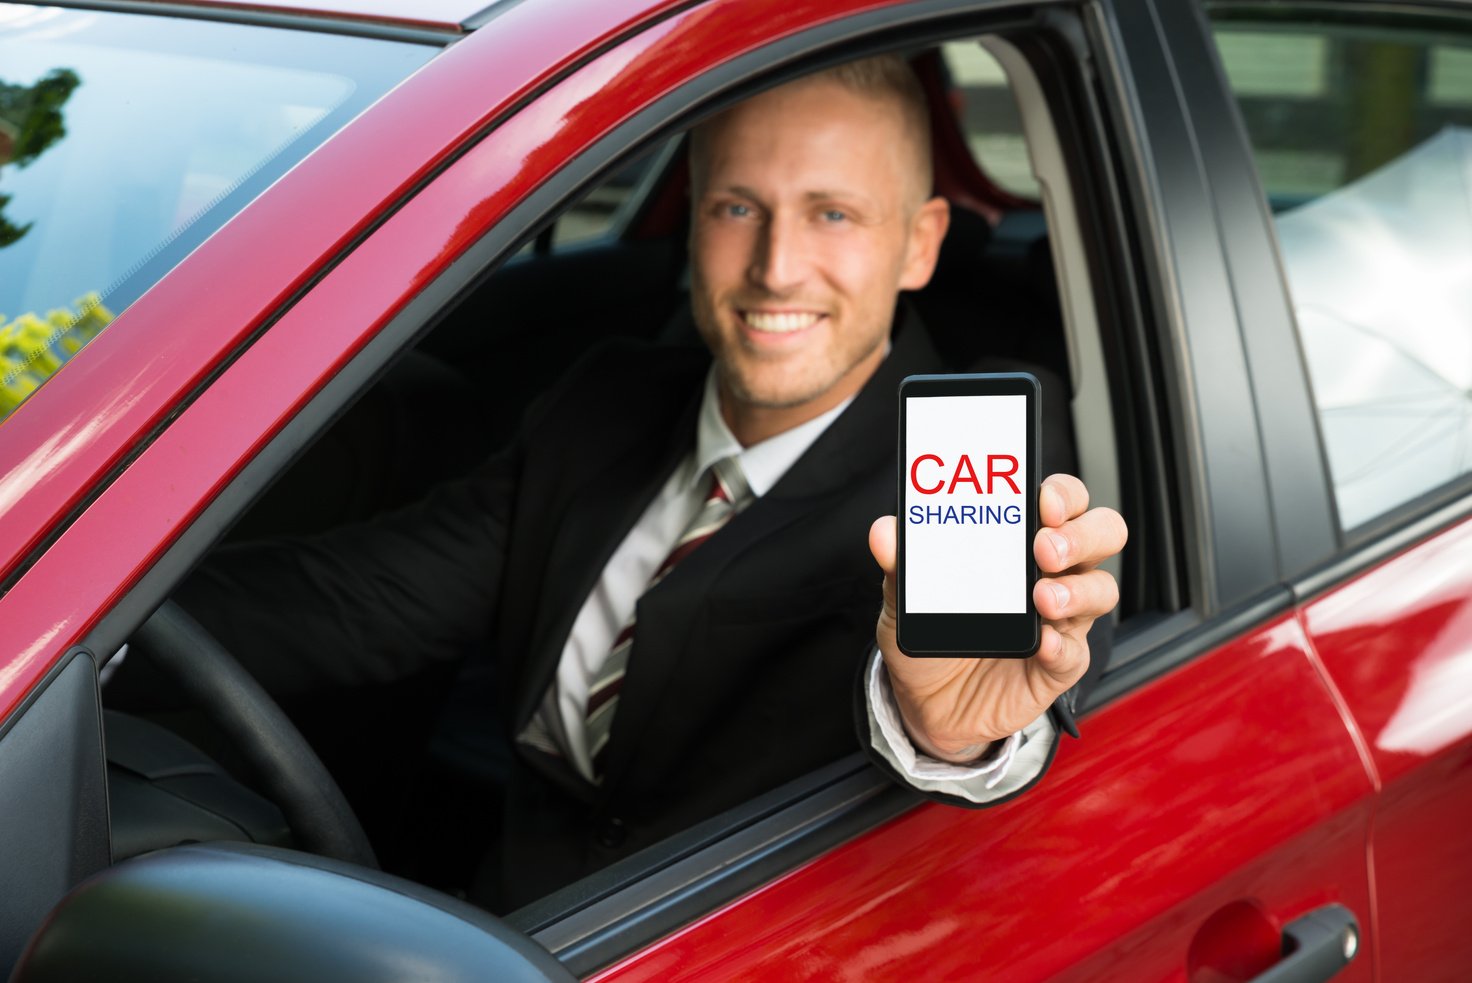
<box><xmin>868</xmin><ymin>514</ymin><xmax>897</xmax><ymax>576</ymax></box>
<box><xmin>869</xmin><ymin>516</ymin><xmax>898</xmax><ymax>639</ymax></box>
<box><xmin>1031</xmin><ymin>624</ymin><xmax>1089</xmax><ymax>691</ymax></box>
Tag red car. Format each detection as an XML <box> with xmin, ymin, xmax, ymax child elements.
<box><xmin>1</xmin><ymin>0</ymin><xmax>1470</xmax><ymax>979</ymax></box>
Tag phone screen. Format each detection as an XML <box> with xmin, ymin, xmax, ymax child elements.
<box><xmin>897</xmin><ymin>373</ymin><xmax>1039</xmax><ymax>657</ymax></box>
<box><xmin>903</xmin><ymin>394</ymin><xmax>1028</xmax><ymax>614</ymax></box>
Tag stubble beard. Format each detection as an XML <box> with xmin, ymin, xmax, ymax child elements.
<box><xmin>691</xmin><ymin>278</ymin><xmax>889</xmax><ymax>414</ymax></box>
<box><xmin>710</xmin><ymin>320</ymin><xmax>887</xmax><ymax>412</ymax></box>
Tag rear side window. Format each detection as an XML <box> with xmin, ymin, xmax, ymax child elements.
<box><xmin>939</xmin><ymin>40</ymin><xmax>1039</xmax><ymax>198</ymax></box>
<box><xmin>1210</xmin><ymin>8</ymin><xmax>1472</xmax><ymax>530</ymax></box>
<box><xmin>547</xmin><ymin>139</ymin><xmax>677</xmax><ymax>249</ymax></box>
<box><xmin>0</xmin><ymin>5</ymin><xmax>436</xmax><ymax>424</ymax></box>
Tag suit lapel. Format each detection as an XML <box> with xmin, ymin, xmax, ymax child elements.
<box><xmin>508</xmin><ymin>366</ymin><xmax>704</xmax><ymax>736</ymax></box>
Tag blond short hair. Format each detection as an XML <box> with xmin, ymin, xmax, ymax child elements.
<box><xmin>690</xmin><ymin>53</ymin><xmax>934</xmax><ymax>202</ymax></box>
<box><xmin>808</xmin><ymin>54</ymin><xmax>932</xmax><ymax>191</ymax></box>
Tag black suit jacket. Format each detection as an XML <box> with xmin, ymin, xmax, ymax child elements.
<box><xmin>172</xmin><ymin>308</ymin><xmax>1088</xmax><ymax>910</ymax></box>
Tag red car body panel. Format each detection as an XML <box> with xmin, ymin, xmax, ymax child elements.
<box><xmin>1304</xmin><ymin>516</ymin><xmax>1472</xmax><ymax>980</ymax></box>
<box><xmin>588</xmin><ymin>615</ymin><xmax>1377</xmax><ymax>981</ymax></box>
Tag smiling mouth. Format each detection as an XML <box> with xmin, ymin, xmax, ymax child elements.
<box><xmin>740</xmin><ymin>310</ymin><xmax>824</xmax><ymax>334</ymax></box>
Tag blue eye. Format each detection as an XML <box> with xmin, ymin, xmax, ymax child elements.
<box><xmin>726</xmin><ymin>203</ymin><xmax>752</xmax><ymax>218</ymax></box>
<box><xmin>822</xmin><ymin>209</ymin><xmax>847</xmax><ymax>223</ymax></box>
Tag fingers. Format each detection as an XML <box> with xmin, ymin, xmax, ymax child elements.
<box><xmin>1034</xmin><ymin>505</ymin><xmax>1128</xmax><ymax>574</ymax></box>
<box><xmin>1033</xmin><ymin>569</ymin><xmax>1119</xmax><ymax>624</ymax></box>
<box><xmin>1040</xmin><ymin>473</ymin><xmax>1089</xmax><ymax>528</ymax></box>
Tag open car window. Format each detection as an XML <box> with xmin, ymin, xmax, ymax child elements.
<box><xmin>206</xmin><ymin>25</ymin><xmax>1133</xmax><ymax>910</ymax></box>
<box><xmin>87</xmin><ymin>9</ymin><xmax>1163</xmax><ymax>967</ymax></box>
<box><xmin>939</xmin><ymin>40</ymin><xmax>1039</xmax><ymax>200</ymax></box>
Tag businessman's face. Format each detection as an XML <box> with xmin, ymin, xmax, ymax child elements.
<box><xmin>689</xmin><ymin>76</ymin><xmax>949</xmax><ymax>443</ymax></box>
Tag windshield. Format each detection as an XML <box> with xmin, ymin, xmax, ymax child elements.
<box><xmin>0</xmin><ymin>4</ymin><xmax>437</xmax><ymax>423</ymax></box>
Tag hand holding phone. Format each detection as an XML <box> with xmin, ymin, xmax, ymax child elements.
<box><xmin>871</xmin><ymin>374</ymin><xmax>1127</xmax><ymax>764</ymax></box>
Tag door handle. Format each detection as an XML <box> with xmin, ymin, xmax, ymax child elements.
<box><xmin>1247</xmin><ymin>904</ymin><xmax>1360</xmax><ymax>983</ymax></box>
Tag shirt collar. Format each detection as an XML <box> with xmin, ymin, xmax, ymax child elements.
<box><xmin>692</xmin><ymin>364</ymin><xmax>861</xmax><ymax>498</ymax></box>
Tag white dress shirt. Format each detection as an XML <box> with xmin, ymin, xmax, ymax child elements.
<box><xmin>519</xmin><ymin>366</ymin><xmax>1053</xmax><ymax>802</ymax></box>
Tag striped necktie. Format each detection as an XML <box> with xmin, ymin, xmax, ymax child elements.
<box><xmin>584</xmin><ymin>455</ymin><xmax>753</xmax><ymax>783</ymax></box>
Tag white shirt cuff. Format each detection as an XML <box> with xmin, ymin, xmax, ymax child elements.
<box><xmin>864</xmin><ymin>648</ymin><xmax>1057</xmax><ymax>804</ymax></box>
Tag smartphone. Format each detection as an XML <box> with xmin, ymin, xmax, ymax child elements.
<box><xmin>896</xmin><ymin>373</ymin><xmax>1040</xmax><ymax>657</ymax></box>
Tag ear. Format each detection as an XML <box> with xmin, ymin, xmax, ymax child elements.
<box><xmin>897</xmin><ymin>195</ymin><xmax>951</xmax><ymax>291</ymax></box>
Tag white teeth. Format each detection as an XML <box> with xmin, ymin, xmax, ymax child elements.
<box><xmin>744</xmin><ymin>311</ymin><xmax>820</xmax><ymax>333</ymax></box>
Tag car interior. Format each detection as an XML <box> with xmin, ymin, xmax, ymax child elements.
<box><xmin>94</xmin><ymin>32</ymin><xmax>1140</xmax><ymax>925</ymax></box>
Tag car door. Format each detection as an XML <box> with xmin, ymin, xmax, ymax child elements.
<box><xmin>4</xmin><ymin>0</ymin><xmax>1136</xmax><ymax>974</ymax></box>
<box><xmin>1207</xmin><ymin>5</ymin><xmax>1472</xmax><ymax>981</ymax></box>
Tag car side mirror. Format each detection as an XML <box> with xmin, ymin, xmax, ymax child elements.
<box><xmin>9</xmin><ymin>842</ymin><xmax>575</xmax><ymax>983</ymax></box>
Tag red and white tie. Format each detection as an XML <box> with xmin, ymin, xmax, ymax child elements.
<box><xmin>583</xmin><ymin>455</ymin><xmax>752</xmax><ymax>783</ymax></box>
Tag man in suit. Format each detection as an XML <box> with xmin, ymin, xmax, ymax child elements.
<box><xmin>163</xmin><ymin>54</ymin><xmax>1125</xmax><ymax>910</ymax></box>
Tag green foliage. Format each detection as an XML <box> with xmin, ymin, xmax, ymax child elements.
<box><xmin>0</xmin><ymin>292</ymin><xmax>114</xmax><ymax>418</ymax></box>
<box><xmin>0</xmin><ymin>68</ymin><xmax>82</xmax><ymax>249</ymax></box>
<box><xmin>0</xmin><ymin>192</ymin><xmax>31</xmax><ymax>247</ymax></box>
<box><xmin>0</xmin><ymin>68</ymin><xmax>81</xmax><ymax>168</ymax></box>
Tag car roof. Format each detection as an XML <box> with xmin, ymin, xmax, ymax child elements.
<box><xmin>161</xmin><ymin>0</ymin><xmax>501</xmax><ymax>33</ymax></box>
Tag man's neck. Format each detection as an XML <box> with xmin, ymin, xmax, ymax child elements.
<box><xmin>718</xmin><ymin>344</ymin><xmax>887</xmax><ymax>447</ymax></box>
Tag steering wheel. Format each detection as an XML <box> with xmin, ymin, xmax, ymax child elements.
<box><xmin>130</xmin><ymin>600</ymin><xmax>378</xmax><ymax>869</ymax></box>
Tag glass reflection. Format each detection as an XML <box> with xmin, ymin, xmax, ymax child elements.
<box><xmin>0</xmin><ymin>67</ymin><xmax>80</xmax><ymax>245</ymax></box>
<box><xmin>0</xmin><ymin>4</ymin><xmax>437</xmax><ymax>425</ymax></box>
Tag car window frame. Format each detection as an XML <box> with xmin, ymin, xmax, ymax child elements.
<box><xmin>1088</xmin><ymin>0</ymin><xmax>1347</xmax><ymax>619</ymax></box>
<box><xmin>1068</xmin><ymin>0</ymin><xmax>1359</xmax><ymax>701</ymax></box>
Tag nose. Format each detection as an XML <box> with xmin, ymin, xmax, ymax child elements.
<box><xmin>747</xmin><ymin>212</ymin><xmax>807</xmax><ymax>295</ymax></box>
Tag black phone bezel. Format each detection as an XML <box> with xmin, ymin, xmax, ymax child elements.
<box><xmin>896</xmin><ymin>372</ymin><xmax>1041</xmax><ymax>657</ymax></box>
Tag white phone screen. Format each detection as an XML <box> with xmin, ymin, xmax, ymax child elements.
<box><xmin>903</xmin><ymin>394</ymin><xmax>1028</xmax><ymax>614</ymax></box>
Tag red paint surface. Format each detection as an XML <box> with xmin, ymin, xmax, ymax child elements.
<box><xmin>1185</xmin><ymin>901</ymin><xmax>1283</xmax><ymax>983</ymax></box>
<box><xmin>592</xmin><ymin>617</ymin><xmax>1376</xmax><ymax>982</ymax></box>
<box><xmin>1304</xmin><ymin>516</ymin><xmax>1472</xmax><ymax>982</ymax></box>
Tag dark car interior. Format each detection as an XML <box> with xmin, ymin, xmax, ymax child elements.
<box><xmin>96</xmin><ymin>43</ymin><xmax>1079</xmax><ymax>915</ymax></box>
